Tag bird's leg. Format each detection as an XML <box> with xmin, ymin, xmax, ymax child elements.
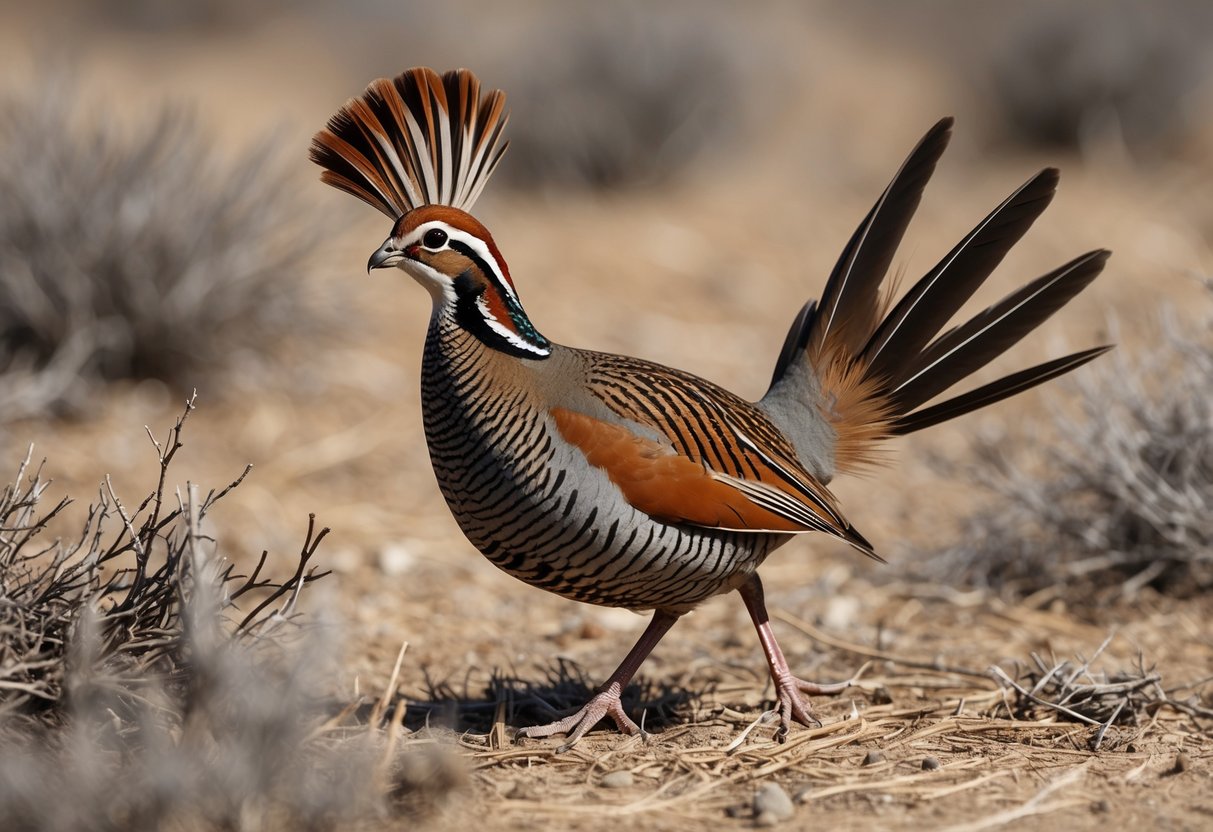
<box><xmin>739</xmin><ymin>573</ymin><xmax>855</xmax><ymax>741</ymax></box>
<box><xmin>516</xmin><ymin>610</ymin><xmax>679</xmax><ymax>751</ymax></box>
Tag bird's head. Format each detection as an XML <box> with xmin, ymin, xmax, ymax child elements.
<box><xmin>313</xmin><ymin>68</ymin><xmax>547</xmax><ymax>356</ymax></box>
<box><xmin>367</xmin><ymin>204</ymin><xmax>517</xmax><ymax>307</ymax></box>
<box><xmin>367</xmin><ymin>203</ymin><xmax>548</xmax><ymax>357</ymax></box>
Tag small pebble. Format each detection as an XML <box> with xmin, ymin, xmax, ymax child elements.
<box><xmin>861</xmin><ymin>749</ymin><xmax>887</xmax><ymax>766</ymax></box>
<box><xmin>1091</xmin><ymin>799</ymin><xmax>1111</xmax><ymax>814</ymax></box>
<box><xmin>755</xmin><ymin>810</ymin><xmax>781</xmax><ymax>828</ymax></box>
<box><xmin>377</xmin><ymin>542</ymin><xmax>416</xmax><ymax>576</ymax></box>
<box><xmin>600</xmin><ymin>770</ymin><xmax>634</xmax><ymax>789</ymax></box>
<box><xmin>753</xmin><ymin>782</ymin><xmax>795</xmax><ymax>822</ymax></box>
<box><xmin>921</xmin><ymin>756</ymin><xmax>941</xmax><ymax>771</ymax></box>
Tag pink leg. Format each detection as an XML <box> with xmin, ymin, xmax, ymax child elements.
<box><xmin>739</xmin><ymin>573</ymin><xmax>856</xmax><ymax>741</ymax></box>
<box><xmin>516</xmin><ymin>610</ymin><xmax>679</xmax><ymax>751</ymax></box>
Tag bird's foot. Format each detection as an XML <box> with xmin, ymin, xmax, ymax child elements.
<box><xmin>769</xmin><ymin>670</ymin><xmax>860</xmax><ymax>742</ymax></box>
<box><xmin>515</xmin><ymin>682</ymin><xmax>640</xmax><ymax>752</ymax></box>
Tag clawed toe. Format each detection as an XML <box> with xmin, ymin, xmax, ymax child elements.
<box><xmin>514</xmin><ymin>613</ymin><xmax>677</xmax><ymax>751</ymax></box>
<box><xmin>742</xmin><ymin>575</ymin><xmax>870</xmax><ymax>742</ymax></box>
<box><xmin>769</xmin><ymin>666</ymin><xmax>867</xmax><ymax>741</ymax></box>
<box><xmin>771</xmin><ymin>677</ymin><xmax>821</xmax><ymax>740</ymax></box>
<box><xmin>515</xmin><ymin>683</ymin><xmax>641</xmax><ymax>751</ymax></box>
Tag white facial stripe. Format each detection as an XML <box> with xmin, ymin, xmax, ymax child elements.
<box><xmin>406</xmin><ymin>221</ymin><xmax>520</xmax><ymax>303</ymax></box>
<box><xmin>448</xmin><ymin>230</ymin><xmax>519</xmax><ymax>302</ymax></box>
<box><xmin>474</xmin><ymin>295</ymin><xmax>550</xmax><ymax>356</ymax></box>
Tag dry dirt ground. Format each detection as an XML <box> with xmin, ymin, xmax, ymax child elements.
<box><xmin>3</xmin><ymin>4</ymin><xmax>1212</xmax><ymax>830</ymax></box>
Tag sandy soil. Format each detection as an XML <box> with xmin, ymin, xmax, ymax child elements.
<box><xmin>2</xmin><ymin>3</ymin><xmax>1211</xmax><ymax>829</ymax></box>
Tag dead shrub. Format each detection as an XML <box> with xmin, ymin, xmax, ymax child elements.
<box><xmin>983</xmin><ymin>0</ymin><xmax>1213</xmax><ymax>154</ymax></box>
<box><xmin>0</xmin><ymin>71</ymin><xmax>335</xmax><ymax>422</ymax></box>
<box><xmin>920</xmin><ymin>297</ymin><xmax>1213</xmax><ymax>602</ymax></box>
<box><xmin>0</xmin><ymin>399</ymin><xmax>461</xmax><ymax>831</ymax></box>
<box><xmin>492</xmin><ymin>2</ymin><xmax>758</xmax><ymax>191</ymax></box>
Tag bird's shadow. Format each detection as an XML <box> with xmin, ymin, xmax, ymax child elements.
<box><xmin>398</xmin><ymin>658</ymin><xmax>710</xmax><ymax>738</ymax></box>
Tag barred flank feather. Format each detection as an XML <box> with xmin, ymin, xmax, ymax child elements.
<box><xmin>310</xmin><ymin>67</ymin><xmax>509</xmax><ymax>217</ymax></box>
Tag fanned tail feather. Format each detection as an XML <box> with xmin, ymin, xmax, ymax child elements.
<box><xmin>889</xmin><ymin>345</ymin><xmax>1112</xmax><ymax>435</ymax></box>
<box><xmin>764</xmin><ymin>120</ymin><xmax>1109</xmax><ymax>474</ymax></box>
<box><xmin>887</xmin><ymin>249</ymin><xmax>1109</xmax><ymax>413</ymax></box>
<box><xmin>809</xmin><ymin>117</ymin><xmax>954</xmax><ymax>362</ymax></box>
<box><xmin>310</xmin><ymin>67</ymin><xmax>509</xmax><ymax>217</ymax></box>
<box><xmin>860</xmin><ymin>168</ymin><xmax>1061</xmax><ymax>381</ymax></box>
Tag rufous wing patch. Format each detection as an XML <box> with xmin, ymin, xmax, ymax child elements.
<box><xmin>551</xmin><ymin>407</ymin><xmax>806</xmax><ymax>532</ymax></box>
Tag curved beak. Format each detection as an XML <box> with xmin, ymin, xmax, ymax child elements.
<box><xmin>367</xmin><ymin>238</ymin><xmax>405</xmax><ymax>272</ymax></box>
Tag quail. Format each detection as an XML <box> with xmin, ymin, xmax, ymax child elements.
<box><xmin>311</xmin><ymin>68</ymin><xmax>1109</xmax><ymax>747</ymax></box>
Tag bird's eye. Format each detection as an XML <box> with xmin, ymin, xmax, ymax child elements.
<box><xmin>423</xmin><ymin>228</ymin><xmax>448</xmax><ymax>249</ymax></box>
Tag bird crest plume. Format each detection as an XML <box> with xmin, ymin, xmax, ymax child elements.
<box><xmin>310</xmin><ymin>67</ymin><xmax>509</xmax><ymax>217</ymax></box>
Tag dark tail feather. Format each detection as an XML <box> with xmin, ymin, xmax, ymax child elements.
<box><xmin>890</xmin><ymin>345</ymin><xmax>1112</xmax><ymax>435</ymax></box>
<box><xmin>764</xmin><ymin>121</ymin><xmax>1109</xmax><ymax>470</ymax></box>
<box><xmin>769</xmin><ymin>300</ymin><xmax>816</xmax><ymax>388</ymax></box>
<box><xmin>861</xmin><ymin>168</ymin><xmax>1060</xmax><ymax>382</ymax></box>
<box><xmin>807</xmin><ymin>118</ymin><xmax>954</xmax><ymax>361</ymax></box>
<box><xmin>889</xmin><ymin>249</ymin><xmax>1110</xmax><ymax>412</ymax></box>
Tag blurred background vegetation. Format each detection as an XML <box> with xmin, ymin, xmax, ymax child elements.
<box><xmin>2</xmin><ymin>0</ymin><xmax>1209</xmax><ymax>577</ymax></box>
<box><xmin>0</xmin><ymin>0</ymin><xmax>1210</xmax><ymax>828</ymax></box>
